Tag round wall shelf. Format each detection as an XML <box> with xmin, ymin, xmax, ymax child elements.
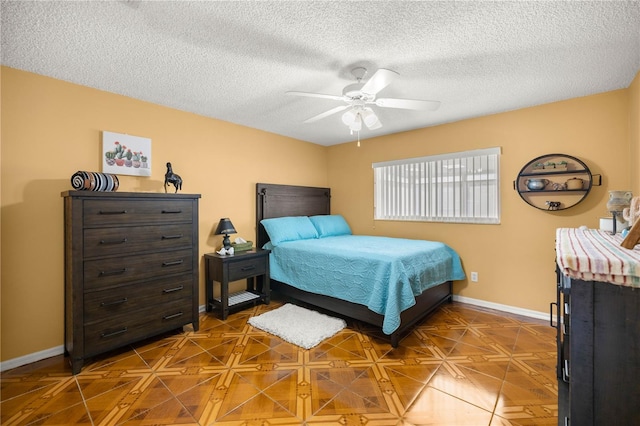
<box><xmin>514</xmin><ymin>153</ymin><xmax>594</xmax><ymax>211</ymax></box>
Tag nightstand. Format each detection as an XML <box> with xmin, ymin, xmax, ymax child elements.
<box><xmin>204</xmin><ymin>249</ymin><xmax>270</xmax><ymax>320</ymax></box>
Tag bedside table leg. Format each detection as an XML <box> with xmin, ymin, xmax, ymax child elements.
<box><xmin>264</xmin><ymin>275</ymin><xmax>270</xmax><ymax>304</ymax></box>
<box><xmin>205</xmin><ymin>279</ymin><xmax>213</xmax><ymax>313</ymax></box>
<box><xmin>221</xmin><ymin>278</ymin><xmax>229</xmax><ymax>320</ymax></box>
<box><xmin>255</xmin><ymin>275</ymin><xmax>270</xmax><ymax>305</ymax></box>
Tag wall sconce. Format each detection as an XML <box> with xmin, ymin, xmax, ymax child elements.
<box><xmin>215</xmin><ymin>218</ymin><xmax>237</xmax><ymax>249</ymax></box>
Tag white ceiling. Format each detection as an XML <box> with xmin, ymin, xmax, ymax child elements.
<box><xmin>2</xmin><ymin>1</ymin><xmax>640</xmax><ymax>146</ymax></box>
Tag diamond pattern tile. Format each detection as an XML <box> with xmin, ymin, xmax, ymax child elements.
<box><xmin>1</xmin><ymin>301</ymin><xmax>558</xmax><ymax>425</ymax></box>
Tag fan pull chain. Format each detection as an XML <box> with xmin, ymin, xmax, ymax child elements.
<box><xmin>349</xmin><ymin>128</ymin><xmax>361</xmax><ymax>147</ymax></box>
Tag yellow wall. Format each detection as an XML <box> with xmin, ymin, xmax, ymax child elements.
<box><xmin>0</xmin><ymin>67</ymin><xmax>328</xmax><ymax>362</ymax></box>
<box><xmin>328</xmin><ymin>85</ymin><xmax>634</xmax><ymax>314</ymax></box>
<box><xmin>2</xmin><ymin>65</ymin><xmax>638</xmax><ymax>364</ymax></box>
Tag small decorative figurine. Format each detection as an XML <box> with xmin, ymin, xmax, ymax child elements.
<box><xmin>164</xmin><ymin>162</ymin><xmax>183</xmax><ymax>193</ymax></box>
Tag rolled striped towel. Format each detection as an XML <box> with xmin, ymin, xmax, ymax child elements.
<box><xmin>70</xmin><ymin>171</ymin><xmax>119</xmax><ymax>191</ymax></box>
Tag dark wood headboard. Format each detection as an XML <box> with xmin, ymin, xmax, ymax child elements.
<box><xmin>256</xmin><ymin>183</ymin><xmax>331</xmax><ymax>248</ymax></box>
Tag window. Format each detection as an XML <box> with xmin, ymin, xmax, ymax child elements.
<box><xmin>373</xmin><ymin>147</ymin><xmax>500</xmax><ymax>224</ymax></box>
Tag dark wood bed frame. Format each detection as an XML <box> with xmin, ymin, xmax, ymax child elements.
<box><xmin>256</xmin><ymin>182</ymin><xmax>453</xmax><ymax>347</ymax></box>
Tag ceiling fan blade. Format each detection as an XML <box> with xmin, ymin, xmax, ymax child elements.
<box><xmin>286</xmin><ymin>91</ymin><xmax>345</xmax><ymax>101</ymax></box>
<box><xmin>303</xmin><ymin>105</ymin><xmax>349</xmax><ymax>123</ymax></box>
<box><xmin>375</xmin><ymin>98</ymin><xmax>441</xmax><ymax>111</ymax></box>
<box><xmin>361</xmin><ymin>69</ymin><xmax>399</xmax><ymax>95</ymax></box>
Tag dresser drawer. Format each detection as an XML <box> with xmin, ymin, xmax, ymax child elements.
<box><xmin>228</xmin><ymin>256</ymin><xmax>268</xmax><ymax>281</ymax></box>
<box><xmin>83</xmin><ymin>199</ymin><xmax>193</xmax><ymax>227</ymax></box>
<box><xmin>83</xmin><ymin>298</ymin><xmax>193</xmax><ymax>356</ymax></box>
<box><xmin>84</xmin><ymin>275</ymin><xmax>193</xmax><ymax>324</ymax></box>
<box><xmin>84</xmin><ymin>249</ymin><xmax>193</xmax><ymax>290</ymax></box>
<box><xmin>84</xmin><ymin>224</ymin><xmax>193</xmax><ymax>258</ymax></box>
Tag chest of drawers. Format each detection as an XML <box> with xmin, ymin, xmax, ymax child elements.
<box><xmin>555</xmin><ymin>267</ymin><xmax>640</xmax><ymax>426</ymax></box>
<box><xmin>62</xmin><ymin>191</ymin><xmax>200</xmax><ymax>374</ymax></box>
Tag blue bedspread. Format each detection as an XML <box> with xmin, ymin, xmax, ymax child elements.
<box><xmin>268</xmin><ymin>235</ymin><xmax>465</xmax><ymax>334</ymax></box>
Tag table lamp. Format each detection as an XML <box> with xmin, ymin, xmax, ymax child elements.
<box><xmin>215</xmin><ymin>218</ymin><xmax>237</xmax><ymax>250</ymax></box>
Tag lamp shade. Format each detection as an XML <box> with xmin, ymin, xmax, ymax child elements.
<box><xmin>361</xmin><ymin>108</ymin><xmax>381</xmax><ymax>129</ymax></box>
<box><xmin>215</xmin><ymin>218</ymin><xmax>237</xmax><ymax>235</ymax></box>
<box><xmin>341</xmin><ymin>109</ymin><xmax>357</xmax><ymax>125</ymax></box>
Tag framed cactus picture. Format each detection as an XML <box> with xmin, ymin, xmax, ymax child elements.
<box><xmin>102</xmin><ymin>131</ymin><xmax>152</xmax><ymax>177</ymax></box>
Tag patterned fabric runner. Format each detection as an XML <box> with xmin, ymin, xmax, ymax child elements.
<box><xmin>556</xmin><ymin>228</ymin><xmax>640</xmax><ymax>287</ymax></box>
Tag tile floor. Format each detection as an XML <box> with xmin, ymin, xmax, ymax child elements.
<box><xmin>1</xmin><ymin>300</ymin><xmax>558</xmax><ymax>425</ymax></box>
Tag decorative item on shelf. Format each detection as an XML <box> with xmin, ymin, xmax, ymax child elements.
<box><xmin>525</xmin><ymin>178</ymin><xmax>548</xmax><ymax>191</ymax></box>
<box><xmin>546</xmin><ymin>201</ymin><xmax>561</xmax><ymax>210</ymax></box>
<box><xmin>565</xmin><ymin>177</ymin><xmax>584</xmax><ymax>190</ymax></box>
<box><xmin>551</xmin><ymin>182</ymin><xmax>567</xmax><ymax>191</ymax></box>
<box><xmin>606</xmin><ymin>190</ymin><xmax>633</xmax><ymax>234</ymax></box>
<box><xmin>215</xmin><ymin>218</ymin><xmax>237</xmax><ymax>251</ymax></box>
<box><xmin>532</xmin><ymin>160</ymin><xmax>568</xmax><ymax>172</ymax></box>
<box><xmin>231</xmin><ymin>237</ymin><xmax>254</xmax><ymax>252</ymax></box>
<box><xmin>531</xmin><ymin>162</ymin><xmax>545</xmax><ymax>172</ymax></box>
<box><xmin>164</xmin><ymin>162</ymin><xmax>183</xmax><ymax>193</ymax></box>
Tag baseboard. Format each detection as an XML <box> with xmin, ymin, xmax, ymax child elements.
<box><xmin>0</xmin><ymin>345</ymin><xmax>65</xmax><ymax>373</ymax></box>
<box><xmin>453</xmin><ymin>295</ymin><xmax>552</xmax><ymax>322</ymax></box>
<box><xmin>1</xmin><ymin>300</ymin><xmax>550</xmax><ymax>372</ymax></box>
<box><xmin>1</xmin><ymin>305</ymin><xmax>209</xmax><ymax>372</ymax></box>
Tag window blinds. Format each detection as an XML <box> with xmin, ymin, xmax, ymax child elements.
<box><xmin>372</xmin><ymin>147</ymin><xmax>500</xmax><ymax>224</ymax></box>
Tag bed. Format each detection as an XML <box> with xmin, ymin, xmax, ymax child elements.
<box><xmin>256</xmin><ymin>183</ymin><xmax>465</xmax><ymax>347</ymax></box>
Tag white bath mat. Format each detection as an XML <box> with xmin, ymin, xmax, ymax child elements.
<box><xmin>248</xmin><ymin>303</ymin><xmax>346</xmax><ymax>349</ymax></box>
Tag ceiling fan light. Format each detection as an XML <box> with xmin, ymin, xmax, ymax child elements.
<box><xmin>341</xmin><ymin>109</ymin><xmax>357</xmax><ymax>125</ymax></box>
<box><xmin>361</xmin><ymin>108</ymin><xmax>379</xmax><ymax>128</ymax></box>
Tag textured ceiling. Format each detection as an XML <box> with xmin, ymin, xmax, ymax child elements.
<box><xmin>2</xmin><ymin>1</ymin><xmax>640</xmax><ymax>146</ymax></box>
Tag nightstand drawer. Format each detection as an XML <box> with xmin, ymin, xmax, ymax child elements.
<box><xmin>84</xmin><ymin>249</ymin><xmax>193</xmax><ymax>290</ymax></box>
<box><xmin>228</xmin><ymin>257</ymin><xmax>267</xmax><ymax>281</ymax></box>
<box><xmin>83</xmin><ymin>199</ymin><xmax>193</xmax><ymax>226</ymax></box>
<box><xmin>84</xmin><ymin>224</ymin><xmax>193</xmax><ymax>258</ymax></box>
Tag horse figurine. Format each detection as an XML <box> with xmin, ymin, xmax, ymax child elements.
<box><xmin>164</xmin><ymin>162</ymin><xmax>182</xmax><ymax>193</ymax></box>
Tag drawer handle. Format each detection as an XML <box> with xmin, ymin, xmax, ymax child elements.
<box><xmin>100</xmin><ymin>238</ymin><xmax>128</xmax><ymax>245</ymax></box>
<box><xmin>563</xmin><ymin>359</ymin><xmax>570</xmax><ymax>382</ymax></box>
<box><xmin>101</xmin><ymin>327</ymin><xmax>128</xmax><ymax>338</ymax></box>
<box><xmin>99</xmin><ymin>210</ymin><xmax>127</xmax><ymax>215</ymax></box>
<box><xmin>162</xmin><ymin>260</ymin><xmax>184</xmax><ymax>267</ymax></box>
<box><xmin>100</xmin><ymin>298</ymin><xmax>128</xmax><ymax>307</ymax></box>
<box><xmin>241</xmin><ymin>265</ymin><xmax>256</xmax><ymax>271</ymax></box>
<box><xmin>163</xmin><ymin>312</ymin><xmax>184</xmax><ymax>320</ymax></box>
<box><xmin>161</xmin><ymin>234</ymin><xmax>183</xmax><ymax>240</ymax></box>
<box><xmin>161</xmin><ymin>209</ymin><xmax>182</xmax><ymax>214</ymax></box>
<box><xmin>163</xmin><ymin>285</ymin><xmax>184</xmax><ymax>293</ymax></box>
<box><xmin>99</xmin><ymin>268</ymin><xmax>127</xmax><ymax>276</ymax></box>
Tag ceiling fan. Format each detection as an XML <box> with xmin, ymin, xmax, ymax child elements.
<box><xmin>286</xmin><ymin>67</ymin><xmax>441</xmax><ymax>133</ymax></box>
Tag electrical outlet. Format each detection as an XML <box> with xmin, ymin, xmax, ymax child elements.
<box><xmin>471</xmin><ymin>272</ymin><xmax>478</xmax><ymax>282</ymax></box>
